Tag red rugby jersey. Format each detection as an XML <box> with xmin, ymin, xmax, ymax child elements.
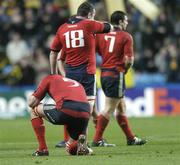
<box><xmin>33</xmin><ymin>75</ymin><xmax>88</xmax><ymax>109</ymax></box>
<box><xmin>51</xmin><ymin>17</ymin><xmax>105</xmax><ymax>74</ymax></box>
<box><xmin>96</xmin><ymin>30</ymin><xmax>134</xmax><ymax>72</ymax></box>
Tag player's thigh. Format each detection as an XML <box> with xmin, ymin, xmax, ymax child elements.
<box><xmin>103</xmin><ymin>96</ymin><xmax>119</xmax><ymax>114</ymax></box>
<box><xmin>101</xmin><ymin>72</ymin><xmax>125</xmax><ymax>98</ymax></box>
<box><xmin>81</xmin><ymin>74</ymin><xmax>96</xmax><ymax>96</ymax></box>
<box><xmin>66</xmin><ymin>73</ymin><xmax>96</xmax><ymax>96</ymax></box>
<box><xmin>83</xmin><ymin>74</ymin><xmax>96</xmax><ymax>113</ymax></box>
<box><xmin>43</xmin><ymin>104</ymin><xmax>69</xmax><ymax>125</ymax></box>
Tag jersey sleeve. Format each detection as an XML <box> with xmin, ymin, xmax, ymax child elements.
<box><xmin>124</xmin><ymin>34</ymin><xmax>134</xmax><ymax>57</ymax></box>
<box><xmin>33</xmin><ymin>77</ymin><xmax>49</xmax><ymax>100</ymax></box>
<box><xmin>50</xmin><ymin>29</ymin><xmax>62</xmax><ymax>52</ymax></box>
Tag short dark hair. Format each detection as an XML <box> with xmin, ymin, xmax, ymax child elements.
<box><xmin>77</xmin><ymin>1</ymin><xmax>94</xmax><ymax>17</ymax></box>
<box><xmin>110</xmin><ymin>11</ymin><xmax>126</xmax><ymax>25</ymax></box>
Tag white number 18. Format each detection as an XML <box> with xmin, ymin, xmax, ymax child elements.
<box><xmin>64</xmin><ymin>30</ymin><xmax>85</xmax><ymax>48</ymax></box>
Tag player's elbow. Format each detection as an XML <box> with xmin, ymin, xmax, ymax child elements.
<box><xmin>50</xmin><ymin>51</ymin><xmax>58</xmax><ymax>60</ymax></box>
<box><xmin>103</xmin><ymin>23</ymin><xmax>111</xmax><ymax>33</ymax></box>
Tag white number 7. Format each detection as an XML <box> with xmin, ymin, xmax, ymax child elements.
<box><xmin>104</xmin><ymin>35</ymin><xmax>115</xmax><ymax>53</ymax></box>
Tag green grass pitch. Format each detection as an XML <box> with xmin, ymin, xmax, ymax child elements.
<box><xmin>0</xmin><ymin>116</ymin><xmax>180</xmax><ymax>165</ymax></box>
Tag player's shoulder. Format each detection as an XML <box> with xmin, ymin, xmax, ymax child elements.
<box><xmin>118</xmin><ymin>31</ymin><xmax>133</xmax><ymax>40</ymax></box>
<box><xmin>117</xmin><ymin>30</ymin><xmax>130</xmax><ymax>36</ymax></box>
<box><xmin>122</xmin><ymin>31</ymin><xmax>132</xmax><ymax>37</ymax></box>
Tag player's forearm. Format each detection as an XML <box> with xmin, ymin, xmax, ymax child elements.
<box><xmin>57</xmin><ymin>60</ymin><xmax>66</xmax><ymax>77</ymax></box>
<box><xmin>124</xmin><ymin>56</ymin><xmax>134</xmax><ymax>73</ymax></box>
<box><xmin>49</xmin><ymin>51</ymin><xmax>58</xmax><ymax>74</ymax></box>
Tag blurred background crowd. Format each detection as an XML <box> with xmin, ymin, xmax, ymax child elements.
<box><xmin>0</xmin><ymin>0</ymin><xmax>180</xmax><ymax>87</ymax></box>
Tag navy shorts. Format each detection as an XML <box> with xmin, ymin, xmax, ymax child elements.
<box><xmin>43</xmin><ymin>104</ymin><xmax>89</xmax><ymax>140</ymax></box>
<box><xmin>65</xmin><ymin>63</ymin><xmax>96</xmax><ymax>96</ymax></box>
<box><xmin>101</xmin><ymin>69</ymin><xmax>125</xmax><ymax>98</ymax></box>
<box><xmin>66</xmin><ymin>73</ymin><xmax>95</xmax><ymax>96</ymax></box>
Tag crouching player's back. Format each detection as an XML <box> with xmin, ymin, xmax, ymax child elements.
<box><xmin>28</xmin><ymin>74</ymin><xmax>92</xmax><ymax>156</ymax></box>
<box><xmin>34</xmin><ymin>75</ymin><xmax>90</xmax><ymax>118</ymax></box>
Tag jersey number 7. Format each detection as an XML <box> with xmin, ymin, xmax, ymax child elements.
<box><xmin>104</xmin><ymin>35</ymin><xmax>115</xmax><ymax>53</ymax></box>
<box><xmin>64</xmin><ymin>30</ymin><xmax>85</xmax><ymax>48</ymax></box>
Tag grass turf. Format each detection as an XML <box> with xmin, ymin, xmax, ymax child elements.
<box><xmin>0</xmin><ymin>116</ymin><xmax>180</xmax><ymax>165</ymax></box>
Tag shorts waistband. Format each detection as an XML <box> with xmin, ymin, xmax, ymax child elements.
<box><xmin>61</xmin><ymin>108</ymin><xmax>90</xmax><ymax>119</ymax></box>
<box><xmin>62</xmin><ymin>100</ymin><xmax>90</xmax><ymax>113</ymax></box>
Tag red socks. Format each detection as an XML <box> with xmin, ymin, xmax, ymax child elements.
<box><xmin>31</xmin><ymin>118</ymin><xmax>47</xmax><ymax>151</ymax></box>
<box><xmin>93</xmin><ymin>115</ymin><xmax>109</xmax><ymax>142</ymax></box>
<box><xmin>116</xmin><ymin>115</ymin><xmax>134</xmax><ymax>140</ymax></box>
<box><xmin>93</xmin><ymin>114</ymin><xmax>134</xmax><ymax>142</ymax></box>
<box><xmin>64</xmin><ymin>125</ymin><xmax>69</xmax><ymax>141</ymax></box>
<box><xmin>66</xmin><ymin>141</ymin><xmax>78</xmax><ymax>155</ymax></box>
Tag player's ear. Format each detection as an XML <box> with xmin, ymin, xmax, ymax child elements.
<box><xmin>88</xmin><ymin>12</ymin><xmax>93</xmax><ymax>19</ymax></box>
<box><xmin>119</xmin><ymin>20</ymin><xmax>123</xmax><ymax>25</ymax></box>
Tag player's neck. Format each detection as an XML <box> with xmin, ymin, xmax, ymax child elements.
<box><xmin>76</xmin><ymin>15</ymin><xmax>88</xmax><ymax>19</ymax></box>
<box><xmin>113</xmin><ymin>25</ymin><xmax>122</xmax><ymax>31</ymax></box>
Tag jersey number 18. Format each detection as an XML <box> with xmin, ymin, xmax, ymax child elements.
<box><xmin>64</xmin><ymin>30</ymin><xmax>85</xmax><ymax>48</ymax></box>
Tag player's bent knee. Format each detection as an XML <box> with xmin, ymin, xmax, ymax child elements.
<box><xmin>101</xmin><ymin>109</ymin><xmax>111</xmax><ymax>119</ymax></box>
<box><xmin>31</xmin><ymin>104</ymin><xmax>44</xmax><ymax>118</ymax></box>
<box><xmin>115</xmin><ymin>108</ymin><xmax>126</xmax><ymax>116</ymax></box>
<box><xmin>117</xmin><ymin>101</ymin><xmax>126</xmax><ymax>114</ymax></box>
